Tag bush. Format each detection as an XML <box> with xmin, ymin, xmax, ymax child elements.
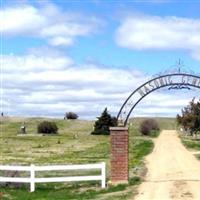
<box><xmin>91</xmin><ymin>108</ymin><xmax>117</xmax><ymax>135</ymax></box>
<box><xmin>65</xmin><ymin>112</ymin><xmax>78</xmax><ymax>120</ymax></box>
<box><xmin>140</xmin><ymin>118</ymin><xmax>159</xmax><ymax>136</ymax></box>
<box><xmin>37</xmin><ymin>121</ymin><xmax>58</xmax><ymax>134</ymax></box>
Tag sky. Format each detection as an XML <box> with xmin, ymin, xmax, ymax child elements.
<box><xmin>1</xmin><ymin>0</ymin><xmax>200</xmax><ymax>120</ymax></box>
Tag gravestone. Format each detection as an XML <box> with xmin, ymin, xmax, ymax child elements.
<box><xmin>20</xmin><ymin>122</ymin><xmax>26</xmax><ymax>134</ymax></box>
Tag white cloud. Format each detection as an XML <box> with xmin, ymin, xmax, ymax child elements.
<box><xmin>48</xmin><ymin>37</ymin><xmax>74</xmax><ymax>47</ymax></box>
<box><xmin>1</xmin><ymin>5</ymin><xmax>47</xmax><ymax>35</ymax></box>
<box><xmin>134</xmin><ymin>91</ymin><xmax>197</xmax><ymax>117</ymax></box>
<box><xmin>2</xmin><ymin>3</ymin><xmax>198</xmax><ymax>119</ymax></box>
<box><xmin>1</xmin><ymin>52</ymin><xmax>142</xmax><ymax>118</ymax></box>
<box><xmin>1</xmin><ymin>52</ymin><xmax>198</xmax><ymax>119</ymax></box>
<box><xmin>2</xmin><ymin>54</ymin><xmax>73</xmax><ymax>72</ymax></box>
<box><xmin>116</xmin><ymin>15</ymin><xmax>200</xmax><ymax>60</ymax></box>
<box><xmin>1</xmin><ymin>3</ymin><xmax>102</xmax><ymax>47</ymax></box>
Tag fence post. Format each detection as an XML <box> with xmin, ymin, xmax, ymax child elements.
<box><xmin>30</xmin><ymin>164</ymin><xmax>35</xmax><ymax>192</ymax></box>
<box><xmin>101</xmin><ymin>162</ymin><xmax>106</xmax><ymax>188</ymax></box>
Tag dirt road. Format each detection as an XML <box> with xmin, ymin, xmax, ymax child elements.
<box><xmin>134</xmin><ymin>130</ymin><xmax>200</xmax><ymax>200</ymax></box>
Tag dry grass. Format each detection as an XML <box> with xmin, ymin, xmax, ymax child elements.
<box><xmin>0</xmin><ymin>116</ymin><xmax>175</xmax><ymax>200</ymax></box>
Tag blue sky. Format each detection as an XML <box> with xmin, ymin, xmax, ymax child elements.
<box><xmin>1</xmin><ymin>0</ymin><xmax>200</xmax><ymax>119</ymax></box>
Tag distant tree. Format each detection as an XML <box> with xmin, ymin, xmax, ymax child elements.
<box><xmin>91</xmin><ymin>108</ymin><xmax>117</xmax><ymax>135</ymax></box>
<box><xmin>65</xmin><ymin>112</ymin><xmax>78</xmax><ymax>120</ymax></box>
<box><xmin>177</xmin><ymin>98</ymin><xmax>200</xmax><ymax>135</ymax></box>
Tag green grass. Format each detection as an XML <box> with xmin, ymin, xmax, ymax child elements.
<box><xmin>0</xmin><ymin>181</ymin><xmax>140</xmax><ymax>200</ymax></box>
<box><xmin>182</xmin><ymin>139</ymin><xmax>200</xmax><ymax>151</ymax></box>
<box><xmin>0</xmin><ymin>116</ymin><xmax>175</xmax><ymax>199</ymax></box>
<box><xmin>180</xmin><ymin>133</ymin><xmax>200</xmax><ymax>161</ymax></box>
<box><xmin>149</xmin><ymin>130</ymin><xmax>160</xmax><ymax>138</ymax></box>
<box><xmin>0</xmin><ymin>176</ymin><xmax>140</xmax><ymax>200</ymax></box>
<box><xmin>129</xmin><ymin>139</ymin><xmax>153</xmax><ymax>167</ymax></box>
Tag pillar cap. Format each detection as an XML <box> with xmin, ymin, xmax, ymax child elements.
<box><xmin>110</xmin><ymin>126</ymin><xmax>128</xmax><ymax>131</ymax></box>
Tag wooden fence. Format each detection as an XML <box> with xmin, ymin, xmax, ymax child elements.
<box><xmin>0</xmin><ymin>162</ymin><xmax>106</xmax><ymax>192</ymax></box>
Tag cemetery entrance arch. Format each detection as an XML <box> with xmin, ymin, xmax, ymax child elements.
<box><xmin>110</xmin><ymin>72</ymin><xmax>200</xmax><ymax>184</ymax></box>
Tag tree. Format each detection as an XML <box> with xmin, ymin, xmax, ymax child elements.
<box><xmin>177</xmin><ymin>98</ymin><xmax>200</xmax><ymax>135</ymax></box>
<box><xmin>65</xmin><ymin>112</ymin><xmax>78</xmax><ymax>120</ymax></box>
<box><xmin>91</xmin><ymin>108</ymin><xmax>117</xmax><ymax>135</ymax></box>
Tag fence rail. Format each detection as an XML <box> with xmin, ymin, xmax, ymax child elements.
<box><xmin>0</xmin><ymin>162</ymin><xmax>106</xmax><ymax>192</ymax></box>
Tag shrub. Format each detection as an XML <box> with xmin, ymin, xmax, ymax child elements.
<box><xmin>37</xmin><ymin>121</ymin><xmax>58</xmax><ymax>134</ymax></box>
<box><xmin>65</xmin><ymin>112</ymin><xmax>78</xmax><ymax>120</ymax></box>
<box><xmin>140</xmin><ymin>118</ymin><xmax>159</xmax><ymax>136</ymax></box>
<box><xmin>91</xmin><ymin>108</ymin><xmax>117</xmax><ymax>135</ymax></box>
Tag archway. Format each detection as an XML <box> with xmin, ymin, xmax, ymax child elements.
<box><xmin>110</xmin><ymin>72</ymin><xmax>200</xmax><ymax>184</ymax></box>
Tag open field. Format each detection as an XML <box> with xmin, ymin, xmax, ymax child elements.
<box><xmin>0</xmin><ymin>117</ymin><xmax>175</xmax><ymax>199</ymax></box>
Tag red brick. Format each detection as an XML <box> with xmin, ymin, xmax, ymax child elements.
<box><xmin>110</xmin><ymin>127</ymin><xmax>129</xmax><ymax>184</ymax></box>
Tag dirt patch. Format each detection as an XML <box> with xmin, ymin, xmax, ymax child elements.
<box><xmin>170</xmin><ymin>181</ymin><xmax>193</xmax><ymax>200</ymax></box>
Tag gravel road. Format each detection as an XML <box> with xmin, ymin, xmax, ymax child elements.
<box><xmin>134</xmin><ymin>130</ymin><xmax>200</xmax><ymax>200</ymax></box>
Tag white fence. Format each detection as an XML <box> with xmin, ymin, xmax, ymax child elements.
<box><xmin>0</xmin><ymin>162</ymin><xmax>106</xmax><ymax>192</ymax></box>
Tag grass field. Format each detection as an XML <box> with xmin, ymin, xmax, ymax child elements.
<box><xmin>0</xmin><ymin>116</ymin><xmax>176</xmax><ymax>200</ymax></box>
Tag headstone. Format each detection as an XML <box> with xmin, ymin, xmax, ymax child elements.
<box><xmin>20</xmin><ymin>122</ymin><xmax>26</xmax><ymax>134</ymax></box>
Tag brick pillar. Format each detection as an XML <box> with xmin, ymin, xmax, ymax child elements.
<box><xmin>110</xmin><ymin>127</ymin><xmax>129</xmax><ymax>184</ymax></box>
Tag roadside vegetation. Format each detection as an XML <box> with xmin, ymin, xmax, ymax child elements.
<box><xmin>180</xmin><ymin>136</ymin><xmax>200</xmax><ymax>161</ymax></box>
<box><xmin>177</xmin><ymin>99</ymin><xmax>200</xmax><ymax>160</ymax></box>
<box><xmin>177</xmin><ymin>98</ymin><xmax>200</xmax><ymax>136</ymax></box>
<box><xmin>0</xmin><ymin>116</ymin><xmax>175</xmax><ymax>200</ymax></box>
<box><xmin>181</xmin><ymin>139</ymin><xmax>200</xmax><ymax>151</ymax></box>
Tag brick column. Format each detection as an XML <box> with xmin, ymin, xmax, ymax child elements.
<box><xmin>110</xmin><ymin>127</ymin><xmax>129</xmax><ymax>184</ymax></box>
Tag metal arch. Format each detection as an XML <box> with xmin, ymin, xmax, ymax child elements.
<box><xmin>124</xmin><ymin>83</ymin><xmax>200</xmax><ymax>126</ymax></box>
<box><xmin>117</xmin><ymin>73</ymin><xmax>200</xmax><ymax>127</ymax></box>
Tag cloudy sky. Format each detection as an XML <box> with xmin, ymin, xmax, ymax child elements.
<box><xmin>1</xmin><ymin>0</ymin><xmax>200</xmax><ymax>119</ymax></box>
